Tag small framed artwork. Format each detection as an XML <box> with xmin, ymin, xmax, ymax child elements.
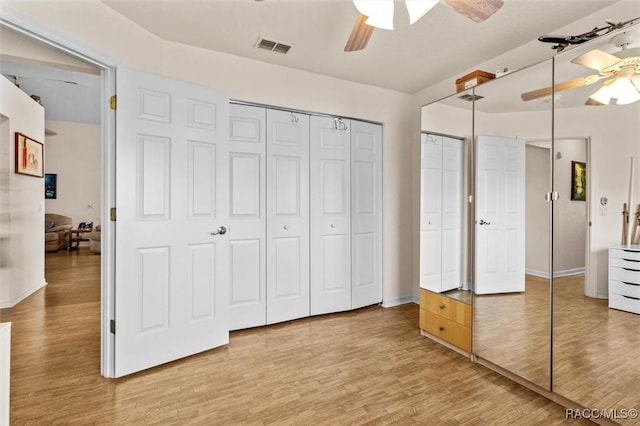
<box><xmin>15</xmin><ymin>132</ymin><xmax>44</xmax><ymax>178</ymax></box>
<box><xmin>571</xmin><ymin>161</ymin><xmax>586</xmax><ymax>201</ymax></box>
<box><xmin>45</xmin><ymin>173</ymin><xmax>57</xmax><ymax>199</ymax></box>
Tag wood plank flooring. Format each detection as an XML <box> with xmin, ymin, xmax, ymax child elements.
<box><xmin>474</xmin><ymin>274</ymin><xmax>640</xmax><ymax>426</ymax></box>
<box><xmin>0</xmin><ymin>249</ymin><xmax>588</xmax><ymax>425</ymax></box>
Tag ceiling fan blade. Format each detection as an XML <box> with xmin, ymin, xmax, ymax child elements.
<box><xmin>585</xmin><ymin>97</ymin><xmax>604</xmax><ymax>106</ymax></box>
<box><xmin>520</xmin><ymin>75</ymin><xmax>603</xmax><ymax>102</ymax></box>
<box><xmin>571</xmin><ymin>49</ymin><xmax>620</xmax><ymax>71</ymax></box>
<box><xmin>444</xmin><ymin>0</ymin><xmax>504</xmax><ymax>23</ymax></box>
<box><xmin>345</xmin><ymin>14</ymin><xmax>375</xmax><ymax>52</ymax></box>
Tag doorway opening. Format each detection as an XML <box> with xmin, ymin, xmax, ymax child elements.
<box><xmin>0</xmin><ymin>17</ymin><xmax>115</xmax><ymax>377</ymax></box>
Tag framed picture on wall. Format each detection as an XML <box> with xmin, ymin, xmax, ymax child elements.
<box><xmin>15</xmin><ymin>132</ymin><xmax>44</xmax><ymax>178</ymax></box>
<box><xmin>45</xmin><ymin>173</ymin><xmax>57</xmax><ymax>199</ymax></box>
<box><xmin>571</xmin><ymin>161</ymin><xmax>586</xmax><ymax>201</ymax></box>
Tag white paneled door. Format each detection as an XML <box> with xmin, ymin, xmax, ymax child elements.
<box><xmin>420</xmin><ymin>134</ymin><xmax>443</xmax><ymax>291</ymax></box>
<box><xmin>228</xmin><ymin>104</ymin><xmax>266</xmax><ymax>330</ymax></box>
<box><xmin>475</xmin><ymin>135</ymin><xmax>525</xmax><ymax>294</ymax></box>
<box><xmin>115</xmin><ymin>68</ymin><xmax>229</xmax><ymax>377</ymax></box>
<box><xmin>441</xmin><ymin>136</ymin><xmax>463</xmax><ymax>291</ymax></box>
<box><xmin>351</xmin><ymin>121</ymin><xmax>383</xmax><ymax>309</ymax></box>
<box><xmin>266</xmin><ymin>109</ymin><xmax>310</xmax><ymax>324</ymax></box>
<box><xmin>310</xmin><ymin>116</ymin><xmax>351</xmax><ymax>315</ymax></box>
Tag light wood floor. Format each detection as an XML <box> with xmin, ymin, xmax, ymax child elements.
<box><xmin>475</xmin><ymin>274</ymin><xmax>640</xmax><ymax>426</ymax></box>
<box><xmin>0</xmin><ymin>250</ymin><xmax>589</xmax><ymax>425</ymax></box>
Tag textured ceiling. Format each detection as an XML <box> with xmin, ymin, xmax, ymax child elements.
<box><xmin>101</xmin><ymin>0</ymin><xmax>620</xmax><ymax>93</ymax></box>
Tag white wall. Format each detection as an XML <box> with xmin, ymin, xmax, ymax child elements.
<box><xmin>44</xmin><ymin>120</ymin><xmax>100</xmax><ymax>227</ymax></box>
<box><xmin>525</xmin><ymin>140</ymin><xmax>588</xmax><ymax>277</ymax></box>
<box><xmin>553</xmin><ymin>138</ymin><xmax>587</xmax><ymax>274</ymax></box>
<box><xmin>525</xmin><ymin>145</ymin><xmax>551</xmax><ymax>275</ymax></box>
<box><xmin>1</xmin><ymin>0</ymin><xmax>416</xmax><ymax>304</ymax></box>
<box><xmin>0</xmin><ymin>75</ymin><xmax>46</xmax><ymax>308</ymax></box>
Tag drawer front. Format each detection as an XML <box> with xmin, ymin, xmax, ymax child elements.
<box><xmin>610</xmin><ymin>280</ymin><xmax>640</xmax><ymax>298</ymax></box>
<box><xmin>423</xmin><ymin>310</ymin><xmax>443</xmax><ymax>336</ymax></box>
<box><xmin>610</xmin><ymin>248</ymin><xmax>640</xmax><ymax>262</ymax></box>
<box><xmin>609</xmin><ymin>267</ymin><xmax>640</xmax><ymax>285</ymax></box>
<box><xmin>609</xmin><ymin>293</ymin><xmax>640</xmax><ymax>315</ymax></box>
<box><xmin>423</xmin><ymin>311</ymin><xmax>472</xmax><ymax>351</ymax></box>
<box><xmin>423</xmin><ymin>291</ymin><xmax>450</xmax><ymax>316</ymax></box>
<box><xmin>610</xmin><ymin>257</ymin><xmax>640</xmax><ymax>271</ymax></box>
<box><xmin>447</xmin><ymin>298</ymin><xmax>472</xmax><ymax>327</ymax></box>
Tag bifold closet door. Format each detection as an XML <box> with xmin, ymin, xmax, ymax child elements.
<box><xmin>420</xmin><ymin>134</ymin><xmax>443</xmax><ymax>292</ymax></box>
<box><xmin>310</xmin><ymin>116</ymin><xmax>351</xmax><ymax>315</ymax></box>
<box><xmin>441</xmin><ymin>136</ymin><xmax>463</xmax><ymax>291</ymax></box>
<box><xmin>351</xmin><ymin>121</ymin><xmax>383</xmax><ymax>309</ymax></box>
<box><xmin>266</xmin><ymin>109</ymin><xmax>310</xmax><ymax>324</ymax></box>
<box><xmin>228</xmin><ymin>104</ymin><xmax>266</xmax><ymax>330</ymax></box>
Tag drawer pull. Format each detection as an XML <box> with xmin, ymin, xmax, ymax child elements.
<box><xmin>623</xmin><ymin>258</ymin><xmax>640</xmax><ymax>262</ymax></box>
<box><xmin>621</xmin><ymin>281</ymin><xmax>640</xmax><ymax>287</ymax></box>
<box><xmin>439</xmin><ymin>326</ymin><xmax>445</xmax><ymax>331</ymax></box>
<box><xmin>439</xmin><ymin>304</ymin><xmax>446</xmax><ymax>309</ymax></box>
<box><xmin>622</xmin><ymin>249</ymin><xmax>640</xmax><ymax>252</ymax></box>
<box><xmin>622</xmin><ymin>267</ymin><xmax>640</xmax><ymax>272</ymax></box>
<box><xmin>622</xmin><ymin>295</ymin><xmax>640</xmax><ymax>301</ymax></box>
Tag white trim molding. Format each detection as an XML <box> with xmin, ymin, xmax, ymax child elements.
<box><xmin>525</xmin><ymin>268</ymin><xmax>585</xmax><ymax>279</ymax></box>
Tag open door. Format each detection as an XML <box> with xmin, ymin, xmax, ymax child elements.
<box><xmin>114</xmin><ymin>68</ymin><xmax>229</xmax><ymax>377</ymax></box>
<box><xmin>475</xmin><ymin>135</ymin><xmax>525</xmax><ymax>294</ymax></box>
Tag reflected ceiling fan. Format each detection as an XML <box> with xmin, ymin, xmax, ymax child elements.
<box><xmin>344</xmin><ymin>0</ymin><xmax>504</xmax><ymax>52</ymax></box>
<box><xmin>521</xmin><ymin>30</ymin><xmax>640</xmax><ymax>106</ymax></box>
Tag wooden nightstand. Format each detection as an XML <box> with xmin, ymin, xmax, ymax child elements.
<box><xmin>419</xmin><ymin>289</ymin><xmax>472</xmax><ymax>352</ymax></box>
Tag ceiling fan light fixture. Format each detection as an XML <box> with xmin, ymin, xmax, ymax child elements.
<box><xmin>353</xmin><ymin>0</ymin><xmax>394</xmax><ymax>30</ymax></box>
<box><xmin>405</xmin><ymin>0</ymin><xmax>438</xmax><ymax>25</ymax></box>
<box><xmin>611</xmin><ymin>76</ymin><xmax>640</xmax><ymax>104</ymax></box>
<box><xmin>589</xmin><ymin>81</ymin><xmax>612</xmax><ymax>105</ymax></box>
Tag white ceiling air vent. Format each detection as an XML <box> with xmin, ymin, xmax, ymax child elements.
<box><xmin>458</xmin><ymin>94</ymin><xmax>484</xmax><ymax>102</ymax></box>
<box><xmin>255</xmin><ymin>36</ymin><xmax>293</xmax><ymax>54</ymax></box>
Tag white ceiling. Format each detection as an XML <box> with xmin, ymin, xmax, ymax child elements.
<box><xmin>101</xmin><ymin>0</ymin><xmax>621</xmax><ymax>94</ymax></box>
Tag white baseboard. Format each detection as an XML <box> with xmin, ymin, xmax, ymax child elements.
<box><xmin>382</xmin><ymin>295</ymin><xmax>418</xmax><ymax>308</ymax></box>
<box><xmin>525</xmin><ymin>267</ymin><xmax>585</xmax><ymax>279</ymax></box>
<box><xmin>0</xmin><ymin>280</ymin><xmax>46</xmax><ymax>309</ymax></box>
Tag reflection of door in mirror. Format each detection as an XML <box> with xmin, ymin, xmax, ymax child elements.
<box><xmin>419</xmin><ymin>133</ymin><xmax>463</xmax><ymax>294</ymax></box>
<box><xmin>475</xmin><ymin>135</ymin><xmax>525</xmax><ymax>294</ymax></box>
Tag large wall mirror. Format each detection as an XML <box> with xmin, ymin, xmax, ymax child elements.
<box><xmin>551</xmin><ymin>21</ymin><xmax>640</xmax><ymax>420</ymax></box>
<box><xmin>421</xmin><ymin>18</ymin><xmax>640</xmax><ymax>420</ymax></box>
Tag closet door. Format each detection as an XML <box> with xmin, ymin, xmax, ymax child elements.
<box><xmin>351</xmin><ymin>120</ymin><xmax>383</xmax><ymax>309</ymax></box>
<box><xmin>266</xmin><ymin>109</ymin><xmax>310</xmax><ymax>324</ymax></box>
<box><xmin>310</xmin><ymin>116</ymin><xmax>351</xmax><ymax>315</ymax></box>
<box><xmin>228</xmin><ymin>104</ymin><xmax>266</xmax><ymax>330</ymax></box>
<box><xmin>441</xmin><ymin>136</ymin><xmax>463</xmax><ymax>291</ymax></box>
<box><xmin>420</xmin><ymin>134</ymin><xmax>443</xmax><ymax>292</ymax></box>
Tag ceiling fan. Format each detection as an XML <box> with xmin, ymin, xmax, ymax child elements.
<box><xmin>344</xmin><ymin>0</ymin><xmax>504</xmax><ymax>52</ymax></box>
<box><xmin>521</xmin><ymin>30</ymin><xmax>640</xmax><ymax>106</ymax></box>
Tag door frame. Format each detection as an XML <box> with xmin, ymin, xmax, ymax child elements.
<box><xmin>0</xmin><ymin>9</ymin><xmax>118</xmax><ymax>377</ymax></box>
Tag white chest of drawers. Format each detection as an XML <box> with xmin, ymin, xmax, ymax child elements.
<box><xmin>609</xmin><ymin>246</ymin><xmax>640</xmax><ymax>315</ymax></box>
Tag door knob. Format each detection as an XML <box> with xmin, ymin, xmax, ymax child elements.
<box><xmin>479</xmin><ymin>220</ymin><xmax>491</xmax><ymax>225</ymax></box>
<box><xmin>284</xmin><ymin>225</ymin><xmax>289</xmax><ymax>230</ymax></box>
<box><xmin>330</xmin><ymin>224</ymin><xmax>335</xmax><ymax>228</ymax></box>
<box><xmin>211</xmin><ymin>226</ymin><xmax>227</xmax><ymax>236</ymax></box>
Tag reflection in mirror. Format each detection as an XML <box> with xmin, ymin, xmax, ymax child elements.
<box><xmin>471</xmin><ymin>58</ymin><xmax>553</xmax><ymax>390</ymax></box>
<box><xmin>419</xmin><ymin>90</ymin><xmax>473</xmax><ymax>353</ymax></box>
<box><xmin>550</xmin><ymin>21</ymin><xmax>640</xmax><ymax>422</ymax></box>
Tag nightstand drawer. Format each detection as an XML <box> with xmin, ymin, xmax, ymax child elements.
<box><xmin>610</xmin><ymin>280</ymin><xmax>640</xmax><ymax>298</ymax></box>
<box><xmin>610</xmin><ymin>248</ymin><xmax>640</xmax><ymax>262</ymax></box>
<box><xmin>423</xmin><ymin>311</ymin><xmax>471</xmax><ymax>352</ymax></box>
<box><xmin>420</xmin><ymin>289</ymin><xmax>471</xmax><ymax>327</ymax></box>
<box><xmin>609</xmin><ymin>293</ymin><xmax>640</xmax><ymax>314</ymax></box>
<box><xmin>609</xmin><ymin>267</ymin><xmax>640</xmax><ymax>285</ymax></box>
